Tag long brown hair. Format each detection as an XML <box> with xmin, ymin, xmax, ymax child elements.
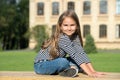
<box><xmin>41</xmin><ymin>10</ymin><xmax>83</xmax><ymax>59</ymax></box>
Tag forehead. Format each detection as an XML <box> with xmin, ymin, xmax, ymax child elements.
<box><xmin>62</xmin><ymin>17</ymin><xmax>76</xmax><ymax>24</ymax></box>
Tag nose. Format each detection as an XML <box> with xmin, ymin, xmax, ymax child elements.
<box><xmin>67</xmin><ymin>26</ymin><xmax>72</xmax><ymax>30</ymax></box>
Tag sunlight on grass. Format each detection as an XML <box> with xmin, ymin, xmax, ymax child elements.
<box><xmin>0</xmin><ymin>50</ymin><xmax>36</xmax><ymax>71</ymax></box>
<box><xmin>88</xmin><ymin>53</ymin><xmax>120</xmax><ymax>72</ymax></box>
<box><xmin>0</xmin><ymin>50</ymin><xmax>120</xmax><ymax>72</ymax></box>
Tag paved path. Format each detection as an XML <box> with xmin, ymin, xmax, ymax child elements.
<box><xmin>0</xmin><ymin>71</ymin><xmax>120</xmax><ymax>80</ymax></box>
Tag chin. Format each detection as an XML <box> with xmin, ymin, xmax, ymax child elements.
<box><xmin>66</xmin><ymin>34</ymin><xmax>73</xmax><ymax>36</ymax></box>
<box><xmin>64</xmin><ymin>33</ymin><xmax>74</xmax><ymax>36</ymax></box>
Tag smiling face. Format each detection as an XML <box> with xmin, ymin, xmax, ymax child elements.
<box><xmin>60</xmin><ymin>17</ymin><xmax>77</xmax><ymax>37</ymax></box>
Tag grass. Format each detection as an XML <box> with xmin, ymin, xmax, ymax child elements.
<box><xmin>0</xmin><ymin>50</ymin><xmax>120</xmax><ymax>72</ymax></box>
<box><xmin>88</xmin><ymin>53</ymin><xmax>120</xmax><ymax>72</ymax></box>
<box><xmin>0</xmin><ymin>50</ymin><xmax>36</xmax><ymax>71</ymax></box>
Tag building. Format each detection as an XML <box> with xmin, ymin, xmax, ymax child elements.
<box><xmin>29</xmin><ymin>0</ymin><xmax>120</xmax><ymax>49</ymax></box>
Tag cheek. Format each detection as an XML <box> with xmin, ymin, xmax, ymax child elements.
<box><xmin>72</xmin><ymin>26</ymin><xmax>77</xmax><ymax>30</ymax></box>
<box><xmin>61</xmin><ymin>26</ymin><xmax>67</xmax><ymax>31</ymax></box>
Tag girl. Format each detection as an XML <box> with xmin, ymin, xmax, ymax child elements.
<box><xmin>34</xmin><ymin>10</ymin><xmax>105</xmax><ymax>77</ymax></box>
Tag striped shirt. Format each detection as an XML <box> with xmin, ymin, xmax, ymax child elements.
<box><xmin>34</xmin><ymin>34</ymin><xmax>90</xmax><ymax>66</ymax></box>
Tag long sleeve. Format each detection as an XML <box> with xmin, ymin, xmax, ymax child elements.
<box><xmin>58</xmin><ymin>34</ymin><xmax>90</xmax><ymax>65</ymax></box>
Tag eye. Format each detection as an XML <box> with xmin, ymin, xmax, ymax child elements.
<box><xmin>63</xmin><ymin>24</ymin><xmax>68</xmax><ymax>26</ymax></box>
<box><xmin>70</xmin><ymin>24</ymin><xmax>76</xmax><ymax>26</ymax></box>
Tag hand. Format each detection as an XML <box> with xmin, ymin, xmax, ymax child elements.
<box><xmin>87</xmin><ymin>72</ymin><xmax>103</xmax><ymax>77</ymax></box>
<box><xmin>95</xmin><ymin>71</ymin><xmax>107</xmax><ymax>75</ymax></box>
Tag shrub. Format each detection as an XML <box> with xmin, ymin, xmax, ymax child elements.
<box><xmin>32</xmin><ymin>25</ymin><xmax>48</xmax><ymax>52</ymax></box>
<box><xmin>84</xmin><ymin>34</ymin><xmax>97</xmax><ymax>54</ymax></box>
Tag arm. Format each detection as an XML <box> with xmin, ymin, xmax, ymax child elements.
<box><xmin>80</xmin><ymin>63</ymin><xmax>105</xmax><ymax>77</ymax></box>
<box><xmin>58</xmin><ymin>34</ymin><xmax>91</xmax><ymax>65</ymax></box>
<box><xmin>58</xmin><ymin>34</ymin><xmax>104</xmax><ymax>77</ymax></box>
<box><xmin>80</xmin><ymin>63</ymin><xmax>93</xmax><ymax>75</ymax></box>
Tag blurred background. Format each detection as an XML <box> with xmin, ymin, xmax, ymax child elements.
<box><xmin>29</xmin><ymin>0</ymin><xmax>120</xmax><ymax>50</ymax></box>
<box><xmin>0</xmin><ymin>0</ymin><xmax>29</xmax><ymax>51</ymax></box>
<box><xmin>0</xmin><ymin>0</ymin><xmax>120</xmax><ymax>72</ymax></box>
<box><xmin>0</xmin><ymin>0</ymin><xmax>120</xmax><ymax>51</ymax></box>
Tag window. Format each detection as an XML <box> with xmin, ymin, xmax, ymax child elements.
<box><xmin>99</xmin><ymin>24</ymin><xmax>107</xmax><ymax>38</ymax></box>
<box><xmin>99</xmin><ymin>0</ymin><xmax>107</xmax><ymax>14</ymax></box>
<box><xmin>116</xmin><ymin>24</ymin><xmax>120</xmax><ymax>38</ymax></box>
<box><xmin>52</xmin><ymin>25</ymin><xmax>56</xmax><ymax>35</ymax></box>
<box><xmin>83</xmin><ymin>1</ymin><xmax>91</xmax><ymax>14</ymax></box>
<box><xmin>83</xmin><ymin>25</ymin><xmax>90</xmax><ymax>38</ymax></box>
<box><xmin>68</xmin><ymin>2</ymin><xmax>75</xmax><ymax>11</ymax></box>
<box><xmin>116</xmin><ymin>0</ymin><xmax>120</xmax><ymax>14</ymax></box>
<box><xmin>37</xmin><ymin>2</ymin><xmax>44</xmax><ymax>15</ymax></box>
<box><xmin>52</xmin><ymin>2</ymin><xmax>59</xmax><ymax>15</ymax></box>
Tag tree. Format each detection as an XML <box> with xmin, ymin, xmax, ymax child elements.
<box><xmin>0</xmin><ymin>0</ymin><xmax>17</xmax><ymax>50</ymax></box>
<box><xmin>0</xmin><ymin>0</ymin><xmax>29</xmax><ymax>50</ymax></box>
<box><xmin>32</xmin><ymin>25</ymin><xmax>49</xmax><ymax>52</ymax></box>
<box><xmin>14</xmin><ymin>0</ymin><xmax>29</xmax><ymax>49</ymax></box>
<box><xmin>84</xmin><ymin>34</ymin><xmax>97</xmax><ymax>54</ymax></box>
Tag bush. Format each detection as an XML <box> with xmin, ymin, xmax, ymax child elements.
<box><xmin>84</xmin><ymin>34</ymin><xmax>97</xmax><ymax>54</ymax></box>
<box><xmin>32</xmin><ymin>25</ymin><xmax>48</xmax><ymax>52</ymax></box>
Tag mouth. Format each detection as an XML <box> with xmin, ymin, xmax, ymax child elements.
<box><xmin>67</xmin><ymin>31</ymin><xmax>74</xmax><ymax>33</ymax></box>
<box><xmin>66</xmin><ymin>31</ymin><xmax>72</xmax><ymax>33</ymax></box>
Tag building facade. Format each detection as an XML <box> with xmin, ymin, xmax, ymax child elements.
<box><xmin>29</xmin><ymin>0</ymin><xmax>120</xmax><ymax>49</ymax></box>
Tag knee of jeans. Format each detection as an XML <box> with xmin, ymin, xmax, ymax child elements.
<box><xmin>58</xmin><ymin>58</ymin><xmax>70</xmax><ymax>68</ymax></box>
<box><xmin>34</xmin><ymin>63</ymin><xmax>39</xmax><ymax>74</ymax></box>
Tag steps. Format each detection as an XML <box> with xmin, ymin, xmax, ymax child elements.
<box><xmin>0</xmin><ymin>71</ymin><xmax>120</xmax><ymax>80</ymax></box>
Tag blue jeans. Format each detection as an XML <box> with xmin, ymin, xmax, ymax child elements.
<box><xmin>34</xmin><ymin>58</ymin><xmax>79</xmax><ymax>75</ymax></box>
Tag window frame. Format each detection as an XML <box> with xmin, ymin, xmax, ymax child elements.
<box><xmin>83</xmin><ymin>25</ymin><xmax>90</xmax><ymax>38</ymax></box>
<box><xmin>52</xmin><ymin>2</ymin><xmax>59</xmax><ymax>15</ymax></box>
<box><xmin>67</xmin><ymin>1</ymin><xmax>75</xmax><ymax>11</ymax></box>
<box><xmin>116</xmin><ymin>24</ymin><xmax>120</xmax><ymax>38</ymax></box>
<box><xmin>116</xmin><ymin>0</ymin><xmax>120</xmax><ymax>14</ymax></box>
<box><xmin>99</xmin><ymin>24</ymin><xmax>107</xmax><ymax>38</ymax></box>
<box><xmin>99</xmin><ymin>0</ymin><xmax>108</xmax><ymax>14</ymax></box>
<box><xmin>83</xmin><ymin>1</ymin><xmax>91</xmax><ymax>15</ymax></box>
<box><xmin>37</xmin><ymin>2</ymin><xmax>44</xmax><ymax>15</ymax></box>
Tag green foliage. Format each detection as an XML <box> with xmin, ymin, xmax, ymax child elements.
<box><xmin>0</xmin><ymin>40</ymin><xmax>2</xmax><ymax>51</ymax></box>
<box><xmin>84</xmin><ymin>34</ymin><xmax>97</xmax><ymax>54</ymax></box>
<box><xmin>0</xmin><ymin>0</ymin><xmax>29</xmax><ymax>50</ymax></box>
<box><xmin>32</xmin><ymin>25</ymin><xmax>49</xmax><ymax>52</ymax></box>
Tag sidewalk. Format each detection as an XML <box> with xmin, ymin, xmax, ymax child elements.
<box><xmin>0</xmin><ymin>71</ymin><xmax>120</xmax><ymax>80</ymax></box>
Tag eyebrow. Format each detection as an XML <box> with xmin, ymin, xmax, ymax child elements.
<box><xmin>62</xmin><ymin>23</ymin><xmax>76</xmax><ymax>26</ymax></box>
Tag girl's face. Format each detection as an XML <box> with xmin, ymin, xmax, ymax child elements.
<box><xmin>61</xmin><ymin>17</ymin><xmax>77</xmax><ymax>37</ymax></box>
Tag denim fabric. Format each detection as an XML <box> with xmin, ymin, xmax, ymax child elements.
<box><xmin>67</xmin><ymin>57</ymin><xmax>83</xmax><ymax>72</ymax></box>
<box><xmin>34</xmin><ymin>58</ymin><xmax>71</xmax><ymax>74</ymax></box>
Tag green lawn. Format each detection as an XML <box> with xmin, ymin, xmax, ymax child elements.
<box><xmin>0</xmin><ymin>50</ymin><xmax>36</xmax><ymax>71</ymax></box>
<box><xmin>0</xmin><ymin>50</ymin><xmax>120</xmax><ymax>72</ymax></box>
<box><xmin>88</xmin><ymin>53</ymin><xmax>120</xmax><ymax>72</ymax></box>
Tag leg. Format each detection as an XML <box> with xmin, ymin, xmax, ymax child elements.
<box><xmin>67</xmin><ymin>57</ymin><xmax>83</xmax><ymax>72</ymax></box>
<box><xmin>34</xmin><ymin>58</ymin><xmax>70</xmax><ymax>75</ymax></box>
